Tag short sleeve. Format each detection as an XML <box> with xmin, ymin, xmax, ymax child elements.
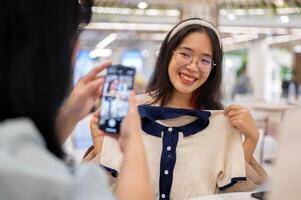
<box><xmin>99</xmin><ymin>135</ymin><xmax>123</xmax><ymax>188</ymax></box>
<box><xmin>215</xmin><ymin>126</ymin><xmax>267</xmax><ymax>193</ymax></box>
<box><xmin>216</xmin><ymin>127</ymin><xmax>247</xmax><ymax>191</ymax></box>
<box><xmin>135</xmin><ymin>93</ymin><xmax>153</xmax><ymax>105</ymax></box>
<box><xmin>82</xmin><ymin>142</ymin><xmax>120</xmax><ymax>190</ymax></box>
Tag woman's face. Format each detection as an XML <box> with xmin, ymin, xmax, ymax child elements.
<box><xmin>168</xmin><ymin>31</ymin><xmax>213</xmax><ymax>96</ymax></box>
<box><xmin>110</xmin><ymin>79</ymin><xmax>119</xmax><ymax>91</ymax></box>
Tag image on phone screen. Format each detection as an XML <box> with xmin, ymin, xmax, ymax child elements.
<box><xmin>99</xmin><ymin>65</ymin><xmax>135</xmax><ymax>133</ymax></box>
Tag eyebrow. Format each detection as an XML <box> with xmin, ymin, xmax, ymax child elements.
<box><xmin>178</xmin><ymin>46</ymin><xmax>213</xmax><ymax>58</ymax></box>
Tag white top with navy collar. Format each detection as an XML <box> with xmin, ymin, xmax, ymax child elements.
<box><xmin>99</xmin><ymin>94</ymin><xmax>267</xmax><ymax>200</ymax></box>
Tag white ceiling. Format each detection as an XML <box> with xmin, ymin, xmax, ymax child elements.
<box><xmin>79</xmin><ymin>0</ymin><xmax>301</xmax><ymax>52</ymax></box>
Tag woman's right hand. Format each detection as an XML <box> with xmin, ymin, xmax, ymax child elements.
<box><xmin>118</xmin><ymin>91</ymin><xmax>142</xmax><ymax>152</ymax></box>
<box><xmin>90</xmin><ymin>92</ymin><xmax>153</xmax><ymax>200</ymax></box>
<box><xmin>90</xmin><ymin>109</ymin><xmax>105</xmax><ymax>155</ymax></box>
<box><xmin>90</xmin><ymin>91</ymin><xmax>142</xmax><ymax>154</ymax></box>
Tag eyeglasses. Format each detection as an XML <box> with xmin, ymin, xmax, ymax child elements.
<box><xmin>173</xmin><ymin>48</ymin><xmax>216</xmax><ymax>73</ymax></box>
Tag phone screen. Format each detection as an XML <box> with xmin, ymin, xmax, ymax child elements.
<box><xmin>99</xmin><ymin>65</ymin><xmax>135</xmax><ymax>133</ymax></box>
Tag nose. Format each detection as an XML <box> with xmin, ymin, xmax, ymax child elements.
<box><xmin>185</xmin><ymin>58</ymin><xmax>198</xmax><ymax>72</ymax></box>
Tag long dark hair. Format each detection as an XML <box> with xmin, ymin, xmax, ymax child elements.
<box><xmin>146</xmin><ymin>18</ymin><xmax>223</xmax><ymax>110</ymax></box>
<box><xmin>0</xmin><ymin>0</ymin><xmax>92</xmax><ymax>158</ymax></box>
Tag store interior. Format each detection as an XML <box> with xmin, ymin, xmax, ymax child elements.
<box><xmin>69</xmin><ymin>0</ymin><xmax>301</xmax><ymax>177</ymax></box>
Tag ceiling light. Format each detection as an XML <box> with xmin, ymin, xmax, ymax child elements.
<box><xmin>92</xmin><ymin>6</ymin><xmax>180</xmax><ymax>17</ymax></box>
<box><xmin>89</xmin><ymin>49</ymin><xmax>112</xmax><ymax>58</ymax></box>
<box><xmin>141</xmin><ymin>49</ymin><xmax>150</xmax><ymax>57</ymax></box>
<box><xmin>278</xmin><ymin>7</ymin><xmax>300</xmax><ymax>14</ymax></box>
<box><xmin>166</xmin><ymin>9</ymin><xmax>180</xmax><ymax>17</ymax></box>
<box><xmin>274</xmin><ymin>0</ymin><xmax>284</xmax><ymax>7</ymax></box>
<box><xmin>219</xmin><ymin>26</ymin><xmax>289</xmax><ymax>35</ymax></box>
<box><xmin>222</xmin><ymin>34</ymin><xmax>259</xmax><ymax>46</ymax></box>
<box><xmin>280</xmin><ymin>15</ymin><xmax>290</xmax><ymax>23</ymax></box>
<box><xmin>138</xmin><ymin>2</ymin><xmax>148</xmax><ymax>9</ymax></box>
<box><xmin>145</xmin><ymin>9</ymin><xmax>160</xmax><ymax>16</ymax></box>
<box><xmin>86</xmin><ymin>22</ymin><xmax>174</xmax><ymax>32</ymax></box>
<box><xmin>95</xmin><ymin>33</ymin><xmax>118</xmax><ymax>49</ymax></box>
<box><xmin>227</xmin><ymin>13</ymin><xmax>236</xmax><ymax>21</ymax></box>
<box><xmin>267</xmin><ymin>34</ymin><xmax>301</xmax><ymax>45</ymax></box>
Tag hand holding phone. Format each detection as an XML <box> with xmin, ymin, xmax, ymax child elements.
<box><xmin>99</xmin><ymin>64</ymin><xmax>135</xmax><ymax>133</ymax></box>
<box><xmin>90</xmin><ymin>91</ymin><xmax>141</xmax><ymax>155</ymax></box>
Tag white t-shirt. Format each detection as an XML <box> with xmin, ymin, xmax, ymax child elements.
<box><xmin>99</xmin><ymin>94</ymin><xmax>267</xmax><ymax>200</ymax></box>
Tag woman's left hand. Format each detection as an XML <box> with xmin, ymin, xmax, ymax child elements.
<box><xmin>224</xmin><ymin>104</ymin><xmax>259</xmax><ymax>141</ymax></box>
<box><xmin>224</xmin><ymin>104</ymin><xmax>259</xmax><ymax>163</ymax></box>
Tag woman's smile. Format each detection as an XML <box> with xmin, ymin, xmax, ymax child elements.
<box><xmin>179</xmin><ymin>72</ymin><xmax>197</xmax><ymax>84</ymax></box>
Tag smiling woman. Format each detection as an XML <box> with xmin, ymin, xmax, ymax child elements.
<box><xmin>146</xmin><ymin>18</ymin><xmax>223</xmax><ymax>110</ymax></box>
<box><xmin>88</xmin><ymin>18</ymin><xmax>267</xmax><ymax>200</ymax></box>
<box><xmin>0</xmin><ymin>0</ymin><xmax>153</xmax><ymax>199</ymax></box>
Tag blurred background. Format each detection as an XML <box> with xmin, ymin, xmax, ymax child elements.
<box><xmin>68</xmin><ymin>0</ymin><xmax>301</xmax><ymax>170</ymax></box>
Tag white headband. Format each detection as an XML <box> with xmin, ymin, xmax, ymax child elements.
<box><xmin>167</xmin><ymin>19</ymin><xmax>222</xmax><ymax>48</ymax></box>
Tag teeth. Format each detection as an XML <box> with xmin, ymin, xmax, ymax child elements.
<box><xmin>180</xmin><ymin>73</ymin><xmax>196</xmax><ymax>82</ymax></box>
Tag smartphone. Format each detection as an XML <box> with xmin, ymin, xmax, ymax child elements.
<box><xmin>99</xmin><ymin>64</ymin><xmax>135</xmax><ymax>133</ymax></box>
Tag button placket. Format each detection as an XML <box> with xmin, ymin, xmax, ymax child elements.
<box><xmin>159</xmin><ymin>127</ymin><xmax>179</xmax><ymax>200</ymax></box>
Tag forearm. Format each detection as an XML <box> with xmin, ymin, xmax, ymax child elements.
<box><xmin>243</xmin><ymin>129</ymin><xmax>259</xmax><ymax>163</ymax></box>
<box><xmin>56</xmin><ymin>106</ymin><xmax>77</xmax><ymax>144</ymax></box>
<box><xmin>92</xmin><ymin>134</ymin><xmax>104</xmax><ymax>155</ymax></box>
<box><xmin>116</xmin><ymin>137</ymin><xmax>153</xmax><ymax>200</ymax></box>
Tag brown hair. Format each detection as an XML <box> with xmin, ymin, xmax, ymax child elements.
<box><xmin>146</xmin><ymin>18</ymin><xmax>224</xmax><ymax>110</ymax></box>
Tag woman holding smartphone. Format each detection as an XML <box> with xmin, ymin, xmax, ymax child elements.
<box><xmin>0</xmin><ymin>0</ymin><xmax>152</xmax><ymax>199</ymax></box>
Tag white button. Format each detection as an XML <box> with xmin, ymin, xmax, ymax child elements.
<box><xmin>167</xmin><ymin>146</ymin><xmax>171</xmax><ymax>151</ymax></box>
<box><xmin>164</xmin><ymin>170</ymin><xmax>169</xmax><ymax>175</ymax></box>
<box><xmin>108</xmin><ymin>119</ymin><xmax>116</xmax><ymax>127</ymax></box>
<box><xmin>168</xmin><ymin>127</ymin><xmax>173</xmax><ymax>132</ymax></box>
<box><xmin>161</xmin><ymin>194</ymin><xmax>166</xmax><ymax>198</ymax></box>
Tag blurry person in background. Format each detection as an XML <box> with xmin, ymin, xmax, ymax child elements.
<box><xmin>88</xmin><ymin>18</ymin><xmax>267</xmax><ymax>200</ymax></box>
<box><xmin>232</xmin><ymin>63</ymin><xmax>253</xmax><ymax>101</ymax></box>
<box><xmin>0</xmin><ymin>0</ymin><xmax>152</xmax><ymax>200</ymax></box>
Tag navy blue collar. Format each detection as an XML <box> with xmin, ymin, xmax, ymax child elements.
<box><xmin>138</xmin><ymin>105</ymin><xmax>211</xmax><ymax>137</ymax></box>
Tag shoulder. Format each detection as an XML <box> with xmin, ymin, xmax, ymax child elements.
<box><xmin>0</xmin><ymin>119</ymin><xmax>115</xmax><ymax>199</ymax></box>
<box><xmin>0</xmin><ymin>118</ymin><xmax>63</xmax><ymax>170</ymax></box>
<box><xmin>135</xmin><ymin>93</ymin><xmax>154</xmax><ymax>105</ymax></box>
<box><xmin>0</xmin><ymin>118</ymin><xmax>45</xmax><ymax>150</ymax></box>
